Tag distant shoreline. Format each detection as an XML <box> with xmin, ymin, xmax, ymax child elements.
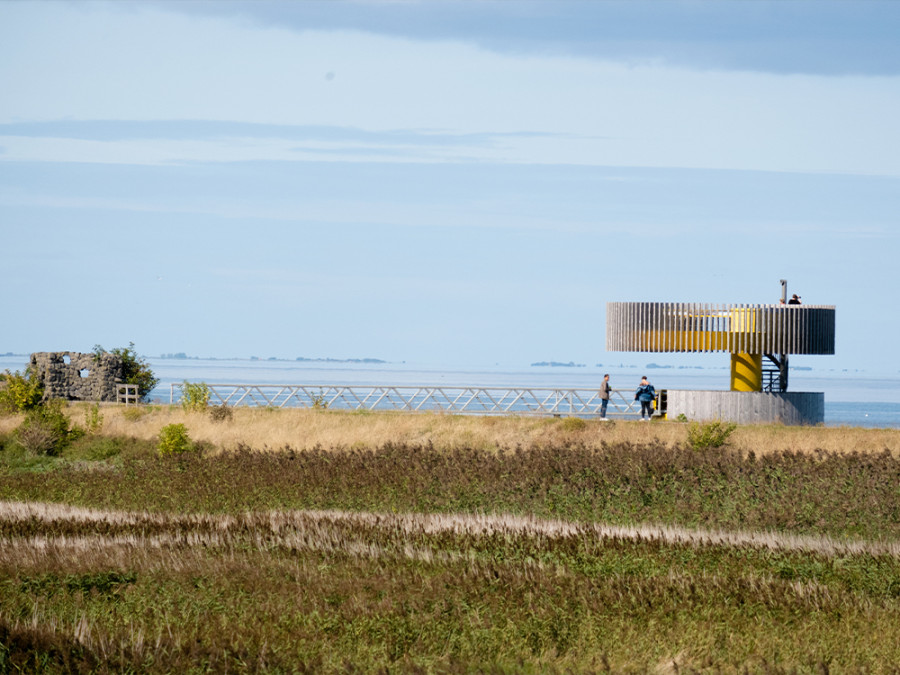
<box><xmin>0</xmin><ymin>354</ymin><xmax>880</xmax><ymax>375</ymax></box>
<box><xmin>157</xmin><ymin>355</ymin><xmax>388</xmax><ymax>364</ymax></box>
<box><xmin>530</xmin><ymin>361</ymin><xmax>585</xmax><ymax>368</ymax></box>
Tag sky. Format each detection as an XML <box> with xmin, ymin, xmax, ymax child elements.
<box><xmin>1</xmin><ymin>0</ymin><xmax>899</xmax><ymax>373</ymax></box>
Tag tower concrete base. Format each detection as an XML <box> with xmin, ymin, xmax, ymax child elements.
<box><xmin>666</xmin><ymin>390</ymin><xmax>824</xmax><ymax>426</ymax></box>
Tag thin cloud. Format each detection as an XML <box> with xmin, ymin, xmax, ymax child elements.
<box><xmin>155</xmin><ymin>0</ymin><xmax>900</xmax><ymax>76</ymax></box>
<box><xmin>0</xmin><ymin>120</ymin><xmax>580</xmax><ymax>147</ymax></box>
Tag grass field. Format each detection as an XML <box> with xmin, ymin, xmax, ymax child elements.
<box><xmin>2</xmin><ymin>405</ymin><xmax>900</xmax><ymax>673</ymax></box>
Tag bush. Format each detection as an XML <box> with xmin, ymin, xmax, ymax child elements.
<box><xmin>686</xmin><ymin>419</ymin><xmax>737</xmax><ymax>451</ymax></box>
<box><xmin>122</xmin><ymin>405</ymin><xmax>151</xmax><ymax>422</ymax></box>
<box><xmin>67</xmin><ymin>434</ymin><xmax>156</xmax><ymax>461</ymax></box>
<box><xmin>310</xmin><ymin>389</ymin><xmax>329</xmax><ymax>410</ymax></box>
<box><xmin>208</xmin><ymin>403</ymin><xmax>233</xmax><ymax>423</ymax></box>
<box><xmin>0</xmin><ymin>367</ymin><xmax>44</xmax><ymax>414</ymax></box>
<box><xmin>157</xmin><ymin>423</ymin><xmax>193</xmax><ymax>456</ymax></box>
<box><xmin>560</xmin><ymin>417</ymin><xmax>587</xmax><ymax>432</ymax></box>
<box><xmin>181</xmin><ymin>381</ymin><xmax>211</xmax><ymax>412</ymax></box>
<box><xmin>14</xmin><ymin>400</ymin><xmax>79</xmax><ymax>456</ymax></box>
<box><xmin>93</xmin><ymin>343</ymin><xmax>158</xmax><ymax>402</ymax></box>
<box><xmin>14</xmin><ymin>421</ymin><xmax>59</xmax><ymax>456</ymax></box>
<box><xmin>70</xmin><ymin>436</ymin><xmax>122</xmax><ymax>461</ymax></box>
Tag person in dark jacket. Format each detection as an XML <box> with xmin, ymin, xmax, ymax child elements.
<box><xmin>599</xmin><ymin>374</ymin><xmax>611</xmax><ymax>420</ymax></box>
<box><xmin>635</xmin><ymin>376</ymin><xmax>656</xmax><ymax>421</ymax></box>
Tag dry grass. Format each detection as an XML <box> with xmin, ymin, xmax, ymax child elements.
<box><xmin>0</xmin><ymin>413</ymin><xmax>21</xmax><ymax>435</ymax></box>
<box><xmin>55</xmin><ymin>403</ymin><xmax>900</xmax><ymax>456</ymax></box>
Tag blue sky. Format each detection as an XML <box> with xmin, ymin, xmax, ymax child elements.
<box><xmin>1</xmin><ymin>0</ymin><xmax>898</xmax><ymax>372</ymax></box>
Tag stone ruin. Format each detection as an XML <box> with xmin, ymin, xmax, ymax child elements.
<box><xmin>29</xmin><ymin>351</ymin><xmax>125</xmax><ymax>402</ymax></box>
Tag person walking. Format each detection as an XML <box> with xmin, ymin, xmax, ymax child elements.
<box><xmin>635</xmin><ymin>376</ymin><xmax>656</xmax><ymax>421</ymax></box>
<box><xmin>599</xmin><ymin>374</ymin><xmax>611</xmax><ymax>420</ymax></box>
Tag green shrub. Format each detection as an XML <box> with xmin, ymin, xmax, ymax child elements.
<box><xmin>122</xmin><ymin>405</ymin><xmax>151</xmax><ymax>422</ymax></box>
<box><xmin>686</xmin><ymin>419</ymin><xmax>737</xmax><ymax>451</ymax></box>
<box><xmin>181</xmin><ymin>381</ymin><xmax>211</xmax><ymax>412</ymax></box>
<box><xmin>157</xmin><ymin>423</ymin><xmax>193</xmax><ymax>456</ymax></box>
<box><xmin>0</xmin><ymin>367</ymin><xmax>44</xmax><ymax>414</ymax></box>
<box><xmin>560</xmin><ymin>416</ymin><xmax>587</xmax><ymax>432</ymax></box>
<box><xmin>82</xmin><ymin>403</ymin><xmax>104</xmax><ymax>435</ymax></box>
<box><xmin>93</xmin><ymin>343</ymin><xmax>159</xmax><ymax>402</ymax></box>
<box><xmin>310</xmin><ymin>389</ymin><xmax>329</xmax><ymax>409</ymax></box>
<box><xmin>67</xmin><ymin>434</ymin><xmax>155</xmax><ymax>462</ymax></box>
<box><xmin>70</xmin><ymin>436</ymin><xmax>122</xmax><ymax>461</ymax></box>
<box><xmin>208</xmin><ymin>403</ymin><xmax>233</xmax><ymax>423</ymax></box>
<box><xmin>14</xmin><ymin>400</ymin><xmax>79</xmax><ymax>456</ymax></box>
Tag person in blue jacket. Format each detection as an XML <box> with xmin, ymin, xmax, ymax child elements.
<box><xmin>635</xmin><ymin>376</ymin><xmax>656</xmax><ymax>421</ymax></box>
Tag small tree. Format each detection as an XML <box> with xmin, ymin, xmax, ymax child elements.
<box><xmin>181</xmin><ymin>381</ymin><xmax>211</xmax><ymax>412</ymax></box>
<box><xmin>0</xmin><ymin>367</ymin><xmax>44</xmax><ymax>414</ymax></box>
<box><xmin>93</xmin><ymin>343</ymin><xmax>159</xmax><ymax>402</ymax></box>
<box><xmin>82</xmin><ymin>403</ymin><xmax>104</xmax><ymax>435</ymax></box>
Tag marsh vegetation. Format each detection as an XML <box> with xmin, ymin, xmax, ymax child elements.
<box><xmin>1</xmin><ymin>404</ymin><xmax>899</xmax><ymax>673</ymax></box>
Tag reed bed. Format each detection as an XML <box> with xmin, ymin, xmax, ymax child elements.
<box><xmin>4</xmin><ymin>436</ymin><xmax>900</xmax><ymax>540</ymax></box>
<box><xmin>4</xmin><ymin>500</ymin><xmax>900</xmax><ymax>560</ymax></box>
<box><xmin>2</xmin><ymin>500</ymin><xmax>900</xmax><ymax>673</ymax></box>
<box><xmin>1</xmin><ymin>440</ymin><xmax>899</xmax><ymax>539</ymax></box>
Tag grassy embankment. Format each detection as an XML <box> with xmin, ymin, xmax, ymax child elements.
<box><xmin>2</xmin><ymin>404</ymin><xmax>900</xmax><ymax>673</ymax></box>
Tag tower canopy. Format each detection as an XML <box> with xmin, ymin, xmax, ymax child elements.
<box><xmin>606</xmin><ymin>302</ymin><xmax>835</xmax><ymax>355</ymax></box>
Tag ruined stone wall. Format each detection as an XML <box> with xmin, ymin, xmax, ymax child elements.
<box><xmin>29</xmin><ymin>352</ymin><xmax>125</xmax><ymax>402</ymax></box>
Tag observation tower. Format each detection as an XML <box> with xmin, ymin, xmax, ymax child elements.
<box><xmin>606</xmin><ymin>284</ymin><xmax>835</xmax><ymax>425</ymax></box>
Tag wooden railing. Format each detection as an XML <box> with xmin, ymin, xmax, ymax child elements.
<box><xmin>116</xmin><ymin>383</ymin><xmax>140</xmax><ymax>405</ymax></box>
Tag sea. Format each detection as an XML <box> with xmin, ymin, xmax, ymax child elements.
<box><xmin>2</xmin><ymin>355</ymin><xmax>898</xmax><ymax>429</ymax></box>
